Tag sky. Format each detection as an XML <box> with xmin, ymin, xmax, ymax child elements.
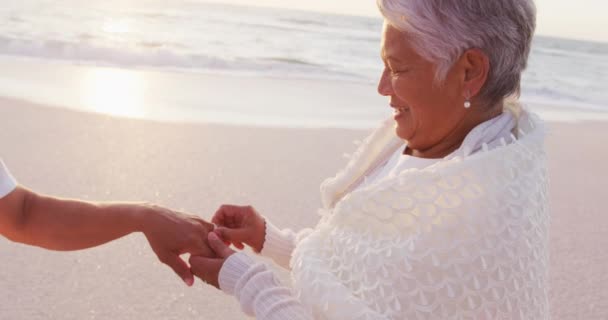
<box><xmin>215</xmin><ymin>0</ymin><xmax>608</xmax><ymax>43</ymax></box>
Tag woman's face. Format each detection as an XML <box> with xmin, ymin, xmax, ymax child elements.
<box><xmin>378</xmin><ymin>24</ymin><xmax>468</xmax><ymax>151</ymax></box>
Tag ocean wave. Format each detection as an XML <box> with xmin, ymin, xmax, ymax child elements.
<box><xmin>535</xmin><ymin>36</ymin><xmax>608</xmax><ymax>56</ymax></box>
<box><xmin>533</xmin><ymin>46</ymin><xmax>608</xmax><ymax>63</ymax></box>
<box><xmin>235</xmin><ymin>20</ymin><xmax>378</xmax><ymax>43</ymax></box>
<box><xmin>261</xmin><ymin>57</ymin><xmax>320</xmax><ymax>66</ymax></box>
<box><xmin>0</xmin><ymin>35</ymin><xmax>232</xmax><ymax>69</ymax></box>
<box><xmin>0</xmin><ymin>35</ymin><xmax>368</xmax><ymax>83</ymax></box>
<box><xmin>8</xmin><ymin>15</ymin><xmax>24</xmax><ymax>23</ymax></box>
<box><xmin>236</xmin><ymin>21</ymin><xmax>309</xmax><ymax>34</ymax></box>
<box><xmin>279</xmin><ymin>17</ymin><xmax>328</xmax><ymax>27</ymax></box>
<box><xmin>521</xmin><ymin>85</ymin><xmax>607</xmax><ymax>111</ymax></box>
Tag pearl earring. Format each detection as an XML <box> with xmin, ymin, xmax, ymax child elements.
<box><xmin>464</xmin><ymin>91</ymin><xmax>471</xmax><ymax>109</ymax></box>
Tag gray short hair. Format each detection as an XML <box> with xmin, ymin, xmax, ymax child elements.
<box><xmin>377</xmin><ymin>0</ymin><xmax>536</xmax><ymax>105</ymax></box>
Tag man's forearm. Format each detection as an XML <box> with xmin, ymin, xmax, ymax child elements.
<box><xmin>4</xmin><ymin>187</ymin><xmax>146</xmax><ymax>250</ymax></box>
<box><xmin>0</xmin><ymin>185</ymin><xmax>214</xmax><ymax>285</ymax></box>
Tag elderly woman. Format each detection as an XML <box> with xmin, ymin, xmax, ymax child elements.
<box><xmin>190</xmin><ymin>0</ymin><xmax>548</xmax><ymax>319</ymax></box>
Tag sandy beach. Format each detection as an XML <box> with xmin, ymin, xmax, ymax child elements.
<box><xmin>1</xmin><ymin>94</ymin><xmax>607</xmax><ymax>319</ymax></box>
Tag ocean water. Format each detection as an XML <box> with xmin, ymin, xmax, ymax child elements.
<box><xmin>1</xmin><ymin>0</ymin><xmax>608</xmax><ymax>126</ymax></box>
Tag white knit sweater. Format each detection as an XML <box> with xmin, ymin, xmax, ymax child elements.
<box><xmin>218</xmin><ymin>108</ymin><xmax>549</xmax><ymax>319</ymax></box>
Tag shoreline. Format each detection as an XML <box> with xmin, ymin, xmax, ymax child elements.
<box><xmin>1</xmin><ymin>55</ymin><xmax>608</xmax><ymax>129</ymax></box>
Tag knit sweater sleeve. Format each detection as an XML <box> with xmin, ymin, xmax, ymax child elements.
<box><xmin>259</xmin><ymin>218</ymin><xmax>313</xmax><ymax>270</ymax></box>
<box><xmin>219</xmin><ymin>252</ymin><xmax>313</xmax><ymax>320</ymax></box>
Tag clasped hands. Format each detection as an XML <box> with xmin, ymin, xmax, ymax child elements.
<box><xmin>143</xmin><ymin>204</ymin><xmax>264</xmax><ymax>288</ymax></box>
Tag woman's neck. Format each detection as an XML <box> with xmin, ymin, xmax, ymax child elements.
<box><xmin>405</xmin><ymin>102</ymin><xmax>503</xmax><ymax>159</ymax></box>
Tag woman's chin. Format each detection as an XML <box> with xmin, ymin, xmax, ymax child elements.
<box><xmin>394</xmin><ymin>125</ymin><xmax>411</xmax><ymax>141</ymax></box>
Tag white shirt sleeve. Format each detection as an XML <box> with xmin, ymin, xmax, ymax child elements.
<box><xmin>0</xmin><ymin>159</ymin><xmax>17</xmax><ymax>199</ymax></box>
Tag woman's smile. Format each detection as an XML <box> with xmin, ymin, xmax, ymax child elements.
<box><xmin>392</xmin><ymin>105</ymin><xmax>409</xmax><ymax>120</ymax></box>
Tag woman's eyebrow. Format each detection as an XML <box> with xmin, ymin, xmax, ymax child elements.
<box><xmin>388</xmin><ymin>55</ymin><xmax>408</xmax><ymax>67</ymax></box>
<box><xmin>382</xmin><ymin>50</ymin><xmax>405</xmax><ymax>64</ymax></box>
<box><xmin>381</xmin><ymin>49</ymin><xmax>409</xmax><ymax>66</ymax></box>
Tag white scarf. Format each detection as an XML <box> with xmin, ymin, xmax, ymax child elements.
<box><xmin>291</xmin><ymin>107</ymin><xmax>549</xmax><ymax>319</ymax></box>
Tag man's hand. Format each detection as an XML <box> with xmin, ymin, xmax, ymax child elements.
<box><xmin>212</xmin><ymin>204</ymin><xmax>266</xmax><ymax>252</ymax></box>
<box><xmin>139</xmin><ymin>204</ymin><xmax>216</xmax><ymax>286</ymax></box>
<box><xmin>189</xmin><ymin>231</ymin><xmax>235</xmax><ymax>289</ymax></box>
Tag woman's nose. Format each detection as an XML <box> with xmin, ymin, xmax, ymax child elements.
<box><xmin>377</xmin><ymin>68</ymin><xmax>393</xmax><ymax>96</ymax></box>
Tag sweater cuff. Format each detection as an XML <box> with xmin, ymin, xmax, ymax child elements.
<box><xmin>218</xmin><ymin>252</ymin><xmax>256</xmax><ymax>296</ymax></box>
<box><xmin>260</xmin><ymin>219</ymin><xmax>296</xmax><ymax>263</ymax></box>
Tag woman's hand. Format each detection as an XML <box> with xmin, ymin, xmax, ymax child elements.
<box><xmin>212</xmin><ymin>204</ymin><xmax>266</xmax><ymax>252</ymax></box>
<box><xmin>138</xmin><ymin>204</ymin><xmax>216</xmax><ymax>286</ymax></box>
<box><xmin>189</xmin><ymin>231</ymin><xmax>235</xmax><ymax>289</ymax></box>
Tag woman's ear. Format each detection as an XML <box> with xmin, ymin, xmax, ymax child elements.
<box><xmin>460</xmin><ymin>48</ymin><xmax>490</xmax><ymax>98</ymax></box>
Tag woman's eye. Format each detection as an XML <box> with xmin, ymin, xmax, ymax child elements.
<box><xmin>383</xmin><ymin>65</ymin><xmax>408</xmax><ymax>78</ymax></box>
<box><xmin>390</xmin><ymin>68</ymin><xmax>408</xmax><ymax>77</ymax></box>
